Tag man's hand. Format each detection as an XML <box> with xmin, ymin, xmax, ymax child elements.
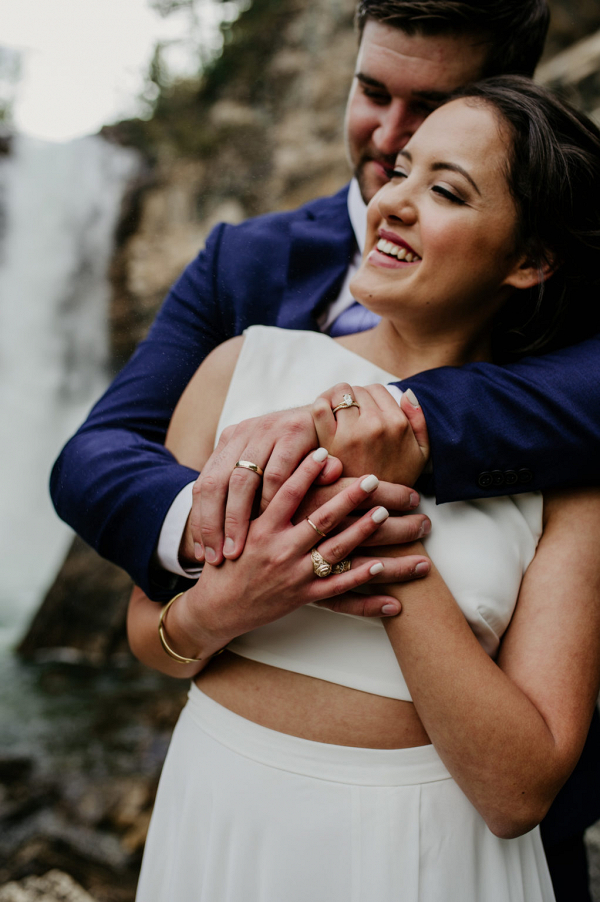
<box><xmin>179</xmin><ymin>383</ymin><xmax>429</xmax><ymax>571</ymax></box>
<box><xmin>180</xmin><ymin>408</ymin><xmax>342</xmax><ymax>567</ymax></box>
<box><xmin>311</xmin><ymin>383</ymin><xmax>429</xmax><ymax>485</ymax></box>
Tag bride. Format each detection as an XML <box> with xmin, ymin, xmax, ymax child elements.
<box><xmin>128</xmin><ymin>77</ymin><xmax>600</xmax><ymax>901</ymax></box>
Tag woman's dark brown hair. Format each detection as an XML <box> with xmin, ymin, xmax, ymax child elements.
<box><xmin>448</xmin><ymin>76</ymin><xmax>600</xmax><ymax>361</ymax></box>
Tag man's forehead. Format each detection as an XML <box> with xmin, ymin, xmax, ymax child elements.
<box><xmin>356</xmin><ymin>20</ymin><xmax>487</xmax><ymax>95</ymax></box>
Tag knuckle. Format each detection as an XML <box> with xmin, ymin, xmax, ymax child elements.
<box><xmin>279</xmin><ymin>483</ymin><xmax>303</xmax><ymax>507</ymax></box>
<box><xmin>315</xmin><ymin>509</ymin><xmax>337</xmax><ymax>534</ymax></box>
<box><xmin>324</xmin><ymin>539</ymin><xmax>345</xmax><ymax>561</ymax></box>
<box><xmin>199</xmin><ymin>473</ymin><xmax>220</xmax><ymax>496</ymax></box>
<box><xmin>200</xmin><ymin>523</ymin><xmax>216</xmax><ymax>541</ymax></box>
<box><xmin>229</xmin><ymin>469</ymin><xmax>254</xmax><ymax>491</ymax></box>
<box><xmin>221</xmin><ymin>424</ymin><xmax>237</xmax><ymax>443</ymax></box>
<box><xmin>263</xmin><ymin>466</ymin><xmax>286</xmax><ymax>489</ymax></box>
<box><xmin>224</xmin><ymin>512</ymin><xmax>245</xmax><ymax>531</ymax></box>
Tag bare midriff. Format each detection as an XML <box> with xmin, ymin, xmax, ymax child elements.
<box><xmin>195</xmin><ymin>651</ymin><xmax>430</xmax><ymax>749</ymax></box>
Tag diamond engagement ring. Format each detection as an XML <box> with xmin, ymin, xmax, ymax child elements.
<box><xmin>332</xmin><ymin>393</ymin><xmax>360</xmax><ymax>416</ymax></box>
<box><xmin>311</xmin><ymin>548</ymin><xmax>352</xmax><ymax>578</ymax></box>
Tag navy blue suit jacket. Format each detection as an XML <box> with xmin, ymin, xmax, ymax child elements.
<box><xmin>51</xmin><ymin>183</ymin><xmax>600</xmax><ymax>842</ymax></box>
<box><xmin>51</xmin><ymin>183</ymin><xmax>600</xmax><ymax>597</ymax></box>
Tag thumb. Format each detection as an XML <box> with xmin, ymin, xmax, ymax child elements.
<box><xmin>400</xmin><ymin>389</ymin><xmax>430</xmax><ymax>462</ymax></box>
<box><xmin>316</xmin><ymin>455</ymin><xmax>343</xmax><ymax>484</ymax></box>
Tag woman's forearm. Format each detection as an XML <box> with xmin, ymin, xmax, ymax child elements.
<box><xmin>127</xmin><ymin>585</ymin><xmax>229</xmax><ymax>680</ymax></box>
<box><xmin>382</xmin><ymin>542</ymin><xmax>581</xmax><ymax>838</ymax></box>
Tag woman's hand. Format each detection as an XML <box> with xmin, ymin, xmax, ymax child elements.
<box><xmin>182</xmin><ymin>449</ymin><xmax>429</xmax><ymax>650</ymax></box>
<box><xmin>311</xmin><ymin>383</ymin><xmax>429</xmax><ymax>485</ymax></box>
<box><xmin>129</xmin><ymin>449</ymin><xmax>431</xmax><ymax>678</ymax></box>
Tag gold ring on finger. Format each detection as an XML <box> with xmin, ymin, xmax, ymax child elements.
<box><xmin>311</xmin><ymin>548</ymin><xmax>351</xmax><ymax>578</ymax></box>
<box><xmin>332</xmin><ymin>393</ymin><xmax>360</xmax><ymax>416</ymax></box>
<box><xmin>306</xmin><ymin>518</ymin><xmax>327</xmax><ymax>538</ymax></box>
<box><xmin>234</xmin><ymin>459</ymin><xmax>264</xmax><ymax>477</ymax></box>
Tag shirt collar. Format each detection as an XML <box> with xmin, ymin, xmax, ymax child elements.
<box><xmin>347</xmin><ymin>178</ymin><xmax>367</xmax><ymax>255</ymax></box>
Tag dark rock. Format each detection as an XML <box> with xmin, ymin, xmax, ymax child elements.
<box><xmin>17</xmin><ymin>538</ymin><xmax>132</xmax><ymax>666</ymax></box>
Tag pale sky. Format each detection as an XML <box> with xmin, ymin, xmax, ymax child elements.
<box><xmin>1</xmin><ymin>0</ymin><xmax>234</xmax><ymax>142</ymax></box>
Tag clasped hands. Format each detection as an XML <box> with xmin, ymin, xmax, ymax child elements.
<box><xmin>180</xmin><ymin>383</ymin><xmax>431</xmax><ymax>620</ymax></box>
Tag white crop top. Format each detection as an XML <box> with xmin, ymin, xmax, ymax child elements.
<box><xmin>219</xmin><ymin>327</ymin><xmax>543</xmax><ymax>701</ymax></box>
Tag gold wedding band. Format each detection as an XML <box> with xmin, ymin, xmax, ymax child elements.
<box><xmin>332</xmin><ymin>392</ymin><xmax>360</xmax><ymax>416</ymax></box>
<box><xmin>311</xmin><ymin>548</ymin><xmax>352</xmax><ymax>578</ymax></box>
<box><xmin>234</xmin><ymin>460</ymin><xmax>264</xmax><ymax>477</ymax></box>
<box><xmin>306</xmin><ymin>518</ymin><xmax>327</xmax><ymax>538</ymax></box>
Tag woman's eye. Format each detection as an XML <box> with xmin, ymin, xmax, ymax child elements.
<box><xmin>390</xmin><ymin>169</ymin><xmax>408</xmax><ymax>180</ymax></box>
<box><xmin>433</xmin><ymin>185</ymin><xmax>465</xmax><ymax>205</ymax></box>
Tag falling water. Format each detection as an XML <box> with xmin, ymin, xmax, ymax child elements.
<box><xmin>0</xmin><ymin>133</ymin><xmax>140</xmax><ymax>637</ymax></box>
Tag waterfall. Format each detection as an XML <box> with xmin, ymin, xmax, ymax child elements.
<box><xmin>0</xmin><ymin>133</ymin><xmax>140</xmax><ymax>632</ymax></box>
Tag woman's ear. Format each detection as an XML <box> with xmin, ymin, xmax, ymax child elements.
<box><xmin>504</xmin><ymin>252</ymin><xmax>559</xmax><ymax>291</ymax></box>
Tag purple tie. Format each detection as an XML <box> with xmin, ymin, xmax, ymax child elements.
<box><xmin>329</xmin><ymin>300</ymin><xmax>381</xmax><ymax>337</ymax></box>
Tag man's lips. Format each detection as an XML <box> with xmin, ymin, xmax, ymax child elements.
<box><xmin>370</xmin><ymin>159</ymin><xmax>395</xmax><ymax>179</ymax></box>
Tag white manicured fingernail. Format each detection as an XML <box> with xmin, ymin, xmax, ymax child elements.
<box><xmin>312</xmin><ymin>447</ymin><xmax>328</xmax><ymax>462</ymax></box>
<box><xmin>369</xmin><ymin>562</ymin><xmax>384</xmax><ymax>575</ymax></box>
<box><xmin>381</xmin><ymin>603</ymin><xmax>398</xmax><ymax>615</ymax></box>
<box><xmin>194</xmin><ymin>543</ymin><xmax>203</xmax><ymax>560</ymax></box>
<box><xmin>224</xmin><ymin>537</ymin><xmax>235</xmax><ymax>553</ymax></box>
<box><xmin>360</xmin><ymin>474</ymin><xmax>379</xmax><ymax>492</ymax></box>
<box><xmin>404</xmin><ymin>388</ymin><xmax>420</xmax><ymax>408</ymax></box>
<box><xmin>204</xmin><ymin>547</ymin><xmax>216</xmax><ymax>563</ymax></box>
<box><xmin>371</xmin><ymin>507</ymin><xmax>389</xmax><ymax>523</ymax></box>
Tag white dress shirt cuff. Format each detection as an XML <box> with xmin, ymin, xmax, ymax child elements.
<box><xmin>156</xmin><ymin>481</ymin><xmax>203</xmax><ymax>578</ymax></box>
<box><xmin>385</xmin><ymin>383</ymin><xmax>403</xmax><ymax>405</ymax></box>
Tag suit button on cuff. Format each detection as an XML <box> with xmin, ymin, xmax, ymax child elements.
<box><xmin>491</xmin><ymin>470</ymin><xmax>505</xmax><ymax>486</ymax></box>
<box><xmin>504</xmin><ymin>470</ymin><xmax>518</xmax><ymax>486</ymax></box>
<box><xmin>477</xmin><ymin>471</ymin><xmax>493</xmax><ymax>489</ymax></box>
<box><xmin>518</xmin><ymin>468</ymin><xmax>533</xmax><ymax>485</ymax></box>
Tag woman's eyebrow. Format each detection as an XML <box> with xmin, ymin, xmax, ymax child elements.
<box><xmin>398</xmin><ymin>150</ymin><xmax>481</xmax><ymax>196</ymax></box>
<box><xmin>432</xmin><ymin>162</ymin><xmax>481</xmax><ymax>196</ymax></box>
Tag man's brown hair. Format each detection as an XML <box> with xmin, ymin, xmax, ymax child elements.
<box><xmin>355</xmin><ymin>0</ymin><xmax>550</xmax><ymax>78</ymax></box>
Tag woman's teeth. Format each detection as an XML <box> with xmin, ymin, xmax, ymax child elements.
<box><xmin>376</xmin><ymin>238</ymin><xmax>420</xmax><ymax>263</ymax></box>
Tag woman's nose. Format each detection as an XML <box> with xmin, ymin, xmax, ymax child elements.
<box><xmin>377</xmin><ymin>181</ymin><xmax>417</xmax><ymax>225</ymax></box>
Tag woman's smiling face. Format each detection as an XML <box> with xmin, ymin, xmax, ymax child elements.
<box><xmin>350</xmin><ymin>98</ymin><xmax>528</xmax><ymax>338</ymax></box>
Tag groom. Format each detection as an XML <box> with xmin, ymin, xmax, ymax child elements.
<box><xmin>51</xmin><ymin>1</ymin><xmax>600</xmax><ymax>897</ymax></box>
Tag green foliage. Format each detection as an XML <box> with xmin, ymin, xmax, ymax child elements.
<box><xmin>115</xmin><ymin>0</ymin><xmax>296</xmax><ymax>161</ymax></box>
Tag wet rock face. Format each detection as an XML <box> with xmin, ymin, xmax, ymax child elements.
<box><xmin>0</xmin><ymin>870</ymin><xmax>97</xmax><ymax>902</ymax></box>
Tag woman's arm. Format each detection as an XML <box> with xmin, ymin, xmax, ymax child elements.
<box><xmin>127</xmin><ymin>460</ymin><xmax>412</xmax><ymax>676</ymax></box>
<box><xmin>381</xmin><ymin>488</ymin><xmax>600</xmax><ymax>839</ymax></box>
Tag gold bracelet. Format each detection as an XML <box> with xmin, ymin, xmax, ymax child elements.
<box><xmin>158</xmin><ymin>592</ymin><xmax>227</xmax><ymax>665</ymax></box>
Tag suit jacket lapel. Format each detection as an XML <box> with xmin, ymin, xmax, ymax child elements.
<box><xmin>278</xmin><ymin>188</ymin><xmax>356</xmax><ymax>331</ymax></box>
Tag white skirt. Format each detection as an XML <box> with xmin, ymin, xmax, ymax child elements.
<box><xmin>136</xmin><ymin>684</ymin><xmax>555</xmax><ymax>902</ymax></box>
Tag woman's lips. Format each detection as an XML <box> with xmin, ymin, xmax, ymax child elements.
<box><xmin>367</xmin><ymin>230</ymin><xmax>421</xmax><ymax>268</ymax></box>
<box><xmin>367</xmin><ymin>247</ymin><xmax>419</xmax><ymax>269</ymax></box>
<box><xmin>378</xmin><ymin>229</ymin><xmax>420</xmax><ymax>258</ymax></box>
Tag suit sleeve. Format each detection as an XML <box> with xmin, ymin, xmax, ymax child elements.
<box><xmin>50</xmin><ymin>223</ymin><xmax>232</xmax><ymax>600</ymax></box>
<box><xmin>398</xmin><ymin>334</ymin><xmax>600</xmax><ymax>503</ymax></box>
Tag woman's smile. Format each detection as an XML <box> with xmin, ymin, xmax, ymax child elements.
<box><xmin>350</xmin><ymin>97</ymin><xmax>526</xmax><ymax>341</ymax></box>
<box><xmin>369</xmin><ymin>228</ymin><xmax>422</xmax><ymax>267</ymax></box>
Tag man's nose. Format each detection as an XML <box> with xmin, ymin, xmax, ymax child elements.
<box><xmin>372</xmin><ymin>100</ymin><xmax>417</xmax><ymax>155</ymax></box>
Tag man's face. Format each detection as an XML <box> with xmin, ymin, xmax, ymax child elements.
<box><xmin>345</xmin><ymin>20</ymin><xmax>487</xmax><ymax>203</ymax></box>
